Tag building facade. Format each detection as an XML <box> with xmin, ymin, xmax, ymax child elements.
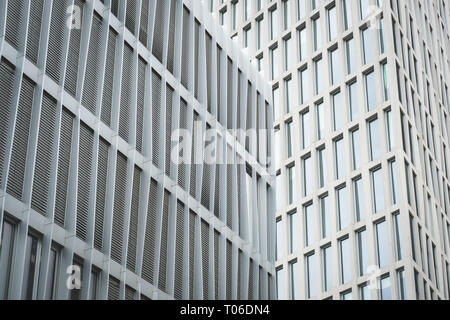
<box><xmin>214</xmin><ymin>0</ymin><xmax>450</xmax><ymax>299</ymax></box>
<box><xmin>0</xmin><ymin>0</ymin><xmax>275</xmax><ymax>300</ymax></box>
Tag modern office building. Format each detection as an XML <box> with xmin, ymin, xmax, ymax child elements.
<box><xmin>0</xmin><ymin>0</ymin><xmax>275</xmax><ymax>300</ymax></box>
<box><xmin>214</xmin><ymin>0</ymin><xmax>450</xmax><ymax>299</ymax></box>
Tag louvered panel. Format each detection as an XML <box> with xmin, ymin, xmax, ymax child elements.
<box><xmin>26</xmin><ymin>0</ymin><xmax>44</xmax><ymax>65</ymax></box>
<box><xmin>180</xmin><ymin>6</ymin><xmax>190</xmax><ymax>88</ymax></box>
<box><xmin>64</xmin><ymin>0</ymin><xmax>84</xmax><ymax>97</ymax></box>
<box><xmin>268</xmin><ymin>274</ymin><xmax>273</xmax><ymax>300</ymax></box>
<box><xmin>5</xmin><ymin>0</ymin><xmax>25</xmax><ymax>50</ymax></box>
<box><xmin>166</xmin><ymin>0</ymin><xmax>176</xmax><ymax>74</ymax></box>
<box><xmin>174</xmin><ymin>200</ymin><xmax>185</xmax><ymax>300</ymax></box>
<box><xmin>54</xmin><ymin>107</ymin><xmax>75</xmax><ymax>227</ymax></box>
<box><xmin>194</xmin><ymin>20</ymin><xmax>200</xmax><ymax>99</ymax></box>
<box><xmin>139</xmin><ymin>0</ymin><xmax>149</xmax><ymax>46</ymax></box>
<box><xmin>82</xmin><ymin>12</ymin><xmax>103</xmax><ymax>116</ymax></box>
<box><xmin>226</xmin><ymin>165</ymin><xmax>233</xmax><ymax>229</ymax></box>
<box><xmin>237</xmin><ymin>164</ymin><xmax>243</xmax><ymax>237</ymax></box>
<box><xmin>201</xmin><ymin>219</ymin><xmax>209</xmax><ymax>299</ymax></box>
<box><xmin>111</xmin><ymin>0</ymin><xmax>119</xmax><ymax>17</ymax></box>
<box><xmin>111</xmin><ymin>152</ymin><xmax>127</xmax><ymax>264</ymax></box>
<box><xmin>236</xmin><ymin>71</ymin><xmax>242</xmax><ymax>130</ymax></box>
<box><xmin>127</xmin><ymin>165</ymin><xmax>141</xmax><ymax>273</ymax></box>
<box><xmin>226</xmin><ymin>240</ymin><xmax>232</xmax><ymax>299</ymax></box>
<box><xmin>135</xmin><ymin>57</ymin><xmax>146</xmax><ymax>153</ymax></box>
<box><xmin>76</xmin><ymin>122</ymin><xmax>94</xmax><ymax>242</ymax></box>
<box><xmin>177</xmin><ymin>99</ymin><xmax>188</xmax><ymax>190</ymax></box>
<box><xmin>6</xmin><ymin>76</ymin><xmax>34</xmax><ymax>201</ymax></box>
<box><xmin>189</xmin><ymin>113</ymin><xmax>199</xmax><ymax>200</ymax></box>
<box><xmin>0</xmin><ymin>60</ymin><xmax>15</xmax><ymax>188</ymax></box>
<box><xmin>248</xmin><ymin>259</ymin><xmax>254</xmax><ymax>300</ymax></box>
<box><xmin>200</xmin><ymin>125</ymin><xmax>212</xmax><ymax>210</ymax></box>
<box><xmin>45</xmin><ymin>0</ymin><xmax>66</xmax><ymax>83</ymax></box>
<box><xmin>101</xmin><ymin>27</ymin><xmax>118</xmax><ymax>127</ymax></box>
<box><xmin>245</xmin><ymin>82</ymin><xmax>253</xmax><ymax>152</ymax></box>
<box><xmin>108</xmin><ymin>276</ymin><xmax>120</xmax><ymax>300</ymax></box>
<box><xmin>151</xmin><ymin>70</ymin><xmax>162</xmax><ymax>168</ymax></box>
<box><xmin>31</xmin><ymin>92</ymin><xmax>57</xmax><ymax>217</ymax></box>
<box><xmin>258</xmin><ymin>267</ymin><xmax>264</xmax><ymax>299</ymax></box>
<box><xmin>237</xmin><ymin>250</ymin><xmax>243</xmax><ymax>299</ymax></box>
<box><xmin>152</xmin><ymin>0</ymin><xmax>165</xmax><ymax>63</ymax></box>
<box><xmin>214</xmin><ymin>230</ymin><xmax>219</xmax><ymax>300</ymax></box>
<box><xmin>142</xmin><ymin>178</ymin><xmax>158</xmax><ymax>284</ymax></box>
<box><xmin>188</xmin><ymin>210</ymin><xmax>195</xmax><ymax>299</ymax></box>
<box><xmin>140</xmin><ymin>293</ymin><xmax>151</xmax><ymax>300</ymax></box>
<box><xmin>227</xmin><ymin>59</ymin><xmax>233</xmax><ymax>129</ymax></box>
<box><xmin>125</xmin><ymin>0</ymin><xmax>137</xmax><ymax>35</ymax></box>
<box><xmin>205</xmin><ymin>32</ymin><xmax>212</xmax><ymax>113</ymax></box>
<box><xmin>216</xmin><ymin>45</ymin><xmax>222</xmax><ymax>124</ymax></box>
<box><xmin>213</xmin><ymin>164</ymin><xmax>220</xmax><ymax>218</ymax></box>
<box><xmin>158</xmin><ymin>190</ymin><xmax>170</xmax><ymax>292</ymax></box>
<box><xmin>119</xmin><ymin>43</ymin><xmax>133</xmax><ymax>144</ymax></box>
<box><xmin>125</xmin><ymin>285</ymin><xmax>136</xmax><ymax>300</ymax></box>
<box><xmin>165</xmin><ymin>85</ymin><xmax>173</xmax><ymax>177</ymax></box>
<box><xmin>94</xmin><ymin>137</ymin><xmax>109</xmax><ymax>251</ymax></box>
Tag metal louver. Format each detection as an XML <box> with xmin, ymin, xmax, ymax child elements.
<box><xmin>108</xmin><ymin>276</ymin><xmax>120</xmax><ymax>300</ymax></box>
<box><xmin>166</xmin><ymin>0</ymin><xmax>177</xmax><ymax>74</ymax></box>
<box><xmin>119</xmin><ymin>43</ymin><xmax>133</xmax><ymax>144</ymax></box>
<box><xmin>135</xmin><ymin>56</ymin><xmax>146</xmax><ymax>154</ymax></box>
<box><xmin>201</xmin><ymin>219</ymin><xmax>209</xmax><ymax>299</ymax></box>
<box><xmin>126</xmin><ymin>165</ymin><xmax>141</xmax><ymax>273</ymax></box>
<box><xmin>45</xmin><ymin>0</ymin><xmax>66</xmax><ymax>83</ymax></box>
<box><xmin>216</xmin><ymin>45</ymin><xmax>222</xmax><ymax>124</ymax></box>
<box><xmin>101</xmin><ymin>27</ymin><xmax>118</xmax><ymax>127</ymax></box>
<box><xmin>31</xmin><ymin>92</ymin><xmax>57</xmax><ymax>217</ymax></box>
<box><xmin>141</xmin><ymin>178</ymin><xmax>158</xmax><ymax>284</ymax></box>
<box><xmin>188</xmin><ymin>210</ymin><xmax>195</xmax><ymax>299</ymax></box>
<box><xmin>125</xmin><ymin>0</ymin><xmax>137</xmax><ymax>35</ymax></box>
<box><xmin>110</xmin><ymin>0</ymin><xmax>119</xmax><ymax>18</ymax></box>
<box><xmin>174</xmin><ymin>200</ymin><xmax>185</xmax><ymax>300</ymax></box>
<box><xmin>152</xmin><ymin>0</ymin><xmax>165</xmax><ymax>63</ymax></box>
<box><xmin>165</xmin><ymin>85</ymin><xmax>173</xmax><ymax>178</ymax></box>
<box><xmin>226</xmin><ymin>240</ymin><xmax>232</xmax><ymax>299</ymax></box>
<box><xmin>26</xmin><ymin>0</ymin><xmax>44</xmax><ymax>65</ymax></box>
<box><xmin>248</xmin><ymin>259</ymin><xmax>254</xmax><ymax>300</ymax></box>
<box><xmin>94</xmin><ymin>137</ymin><xmax>109</xmax><ymax>251</ymax></box>
<box><xmin>158</xmin><ymin>189</ymin><xmax>170</xmax><ymax>292</ymax></box>
<box><xmin>189</xmin><ymin>112</ymin><xmax>199</xmax><ymax>200</ymax></box>
<box><xmin>177</xmin><ymin>99</ymin><xmax>188</xmax><ymax>190</ymax></box>
<box><xmin>214</xmin><ymin>230</ymin><xmax>219</xmax><ymax>300</ymax></box>
<box><xmin>205</xmin><ymin>32</ymin><xmax>212</xmax><ymax>113</ymax></box>
<box><xmin>139</xmin><ymin>0</ymin><xmax>149</xmax><ymax>46</ymax></box>
<box><xmin>5</xmin><ymin>0</ymin><xmax>25</xmax><ymax>50</ymax></box>
<box><xmin>180</xmin><ymin>6</ymin><xmax>190</xmax><ymax>89</ymax></box>
<box><xmin>111</xmin><ymin>151</ymin><xmax>127</xmax><ymax>264</ymax></box>
<box><xmin>200</xmin><ymin>124</ymin><xmax>212</xmax><ymax>210</ymax></box>
<box><xmin>151</xmin><ymin>70</ymin><xmax>162</xmax><ymax>168</ymax></box>
<box><xmin>125</xmin><ymin>285</ymin><xmax>136</xmax><ymax>300</ymax></box>
<box><xmin>194</xmin><ymin>20</ymin><xmax>200</xmax><ymax>100</ymax></box>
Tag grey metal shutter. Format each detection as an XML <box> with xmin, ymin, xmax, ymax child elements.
<box><xmin>5</xmin><ymin>0</ymin><xmax>25</xmax><ymax>50</ymax></box>
<box><xmin>205</xmin><ymin>32</ymin><xmax>212</xmax><ymax>113</ymax></box>
<box><xmin>31</xmin><ymin>92</ymin><xmax>57</xmax><ymax>217</ymax></box>
<box><xmin>165</xmin><ymin>85</ymin><xmax>173</xmax><ymax>178</ymax></box>
<box><xmin>140</xmin><ymin>293</ymin><xmax>151</xmax><ymax>300</ymax></box>
<box><xmin>141</xmin><ymin>178</ymin><xmax>158</xmax><ymax>284</ymax></box>
<box><xmin>268</xmin><ymin>274</ymin><xmax>273</xmax><ymax>300</ymax></box>
<box><xmin>226</xmin><ymin>240</ymin><xmax>232</xmax><ymax>299</ymax></box>
<box><xmin>188</xmin><ymin>210</ymin><xmax>195</xmax><ymax>299</ymax></box>
<box><xmin>216</xmin><ymin>45</ymin><xmax>222</xmax><ymax>124</ymax></box>
<box><xmin>0</xmin><ymin>59</ymin><xmax>15</xmax><ymax>188</ymax></box>
<box><xmin>214</xmin><ymin>229</ymin><xmax>219</xmax><ymax>300</ymax></box>
<box><xmin>125</xmin><ymin>285</ymin><xmax>136</xmax><ymax>300</ymax></box>
<box><xmin>151</xmin><ymin>70</ymin><xmax>162</xmax><ymax>168</ymax></box>
<box><xmin>64</xmin><ymin>0</ymin><xmax>84</xmax><ymax>97</ymax></box>
<box><xmin>139</xmin><ymin>0</ymin><xmax>149</xmax><ymax>46</ymax></box>
<box><xmin>126</xmin><ymin>165</ymin><xmax>141</xmax><ymax>273</ymax></box>
<box><xmin>110</xmin><ymin>0</ymin><xmax>119</xmax><ymax>17</ymax></box>
<box><xmin>107</xmin><ymin>276</ymin><xmax>120</xmax><ymax>300</ymax></box>
<box><xmin>158</xmin><ymin>189</ymin><xmax>170</xmax><ymax>292</ymax></box>
<box><xmin>152</xmin><ymin>0</ymin><xmax>165</xmax><ymax>63</ymax></box>
<box><xmin>101</xmin><ymin>27</ymin><xmax>118</xmax><ymax>127</ymax></box>
<box><xmin>245</xmin><ymin>82</ymin><xmax>253</xmax><ymax>152</ymax></box>
<box><xmin>201</xmin><ymin>219</ymin><xmax>209</xmax><ymax>299</ymax></box>
<box><xmin>135</xmin><ymin>56</ymin><xmax>146</xmax><ymax>153</ymax></box>
<box><xmin>111</xmin><ymin>151</ymin><xmax>127</xmax><ymax>264</ymax></box>
<box><xmin>227</xmin><ymin>58</ymin><xmax>233</xmax><ymax>129</ymax></box>
<box><xmin>6</xmin><ymin>75</ymin><xmax>34</xmax><ymax>201</ymax></box>
<box><xmin>194</xmin><ymin>20</ymin><xmax>200</xmax><ymax>99</ymax></box>
<box><xmin>166</xmin><ymin>0</ymin><xmax>177</xmax><ymax>74</ymax></box>
<box><xmin>213</xmin><ymin>162</ymin><xmax>220</xmax><ymax>218</ymax></box>
<box><xmin>180</xmin><ymin>6</ymin><xmax>190</xmax><ymax>89</ymax></box>
<box><xmin>226</xmin><ymin>163</ymin><xmax>233</xmax><ymax>229</ymax></box>
<box><xmin>45</xmin><ymin>0</ymin><xmax>66</xmax><ymax>83</ymax></box>
<box><xmin>26</xmin><ymin>0</ymin><xmax>44</xmax><ymax>65</ymax></box>
<box><xmin>94</xmin><ymin>137</ymin><xmax>109</xmax><ymax>251</ymax></box>
<box><xmin>76</xmin><ymin>121</ymin><xmax>94</xmax><ymax>241</ymax></box>
<box><xmin>201</xmin><ymin>124</ymin><xmax>212</xmax><ymax>210</ymax></box>
<box><xmin>258</xmin><ymin>266</ymin><xmax>263</xmax><ymax>299</ymax></box>
<box><xmin>174</xmin><ymin>200</ymin><xmax>185</xmax><ymax>300</ymax></box>
<box><xmin>237</xmin><ymin>164</ymin><xmax>243</xmax><ymax>237</ymax></box>
<box><xmin>125</xmin><ymin>0</ymin><xmax>136</xmax><ymax>34</ymax></box>
<box><xmin>236</xmin><ymin>71</ymin><xmax>242</xmax><ymax>129</ymax></box>
<box><xmin>119</xmin><ymin>43</ymin><xmax>133</xmax><ymax>144</ymax></box>
<box><xmin>189</xmin><ymin>112</ymin><xmax>199</xmax><ymax>200</ymax></box>
<box><xmin>248</xmin><ymin>258</ymin><xmax>254</xmax><ymax>300</ymax></box>
<box><xmin>237</xmin><ymin>249</ymin><xmax>243</xmax><ymax>299</ymax></box>
<box><xmin>54</xmin><ymin>107</ymin><xmax>75</xmax><ymax>227</ymax></box>
<box><xmin>82</xmin><ymin>12</ymin><xmax>103</xmax><ymax>116</ymax></box>
<box><xmin>177</xmin><ymin>99</ymin><xmax>188</xmax><ymax>190</ymax></box>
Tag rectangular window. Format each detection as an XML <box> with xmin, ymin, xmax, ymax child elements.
<box><xmin>312</xmin><ymin>16</ymin><xmax>322</xmax><ymax>51</ymax></box>
<box><xmin>360</xmin><ymin>283</ymin><xmax>371</xmax><ymax>300</ymax></box>
<box><xmin>351</xmin><ymin>128</ymin><xmax>361</xmax><ymax>170</ymax></box>
<box><xmin>289</xmin><ymin>260</ymin><xmax>299</xmax><ymax>299</ymax></box>
<box><xmin>337</xmin><ymin>186</ymin><xmax>349</xmax><ymax>230</ymax></box>
<box><xmin>298</xmin><ymin>27</ymin><xmax>307</xmax><ymax>61</ymax></box>
<box><xmin>243</xmin><ymin>28</ymin><xmax>249</xmax><ymax>48</ymax></box>
<box><xmin>256</xmin><ymin>19</ymin><xmax>262</xmax><ymax>49</ymax></box>
<box><xmin>339</xmin><ymin>237</ymin><xmax>352</xmax><ymax>284</ymax></box>
<box><xmin>341</xmin><ymin>290</ymin><xmax>353</xmax><ymax>300</ymax></box>
<box><xmin>393</xmin><ymin>213</ymin><xmax>402</xmax><ymax>260</ymax></box>
<box><xmin>353</xmin><ymin>177</ymin><xmax>363</xmax><ymax>222</ymax></box>
<box><xmin>365</xmin><ymin>71</ymin><xmax>376</xmax><ymax>110</ymax></box>
<box><xmin>305</xmin><ymin>203</ymin><xmax>315</xmax><ymax>246</ymax></box>
<box><xmin>276</xmin><ymin>268</ymin><xmax>285</xmax><ymax>299</ymax></box>
<box><xmin>342</xmin><ymin>0</ymin><xmax>352</xmax><ymax>30</ymax></box>
<box><xmin>327</xmin><ymin>6</ymin><xmax>337</xmax><ymax>41</ymax></box>
<box><xmin>303</xmin><ymin>156</ymin><xmax>313</xmax><ymax>196</ymax></box>
<box><xmin>286</xmin><ymin>121</ymin><xmax>293</xmax><ymax>158</ymax></box>
<box><xmin>360</xmin><ymin>0</ymin><xmax>370</xmax><ymax>19</ymax></box>
<box><xmin>283</xmin><ymin>0</ymin><xmax>290</xmax><ymax>30</ymax></box>
<box><xmin>271</xmin><ymin>46</ymin><xmax>279</xmax><ymax>80</ymax></box>
<box><xmin>231</xmin><ymin>2</ymin><xmax>237</xmax><ymax>29</ymax></box>
<box><xmin>0</xmin><ymin>221</ymin><xmax>15</xmax><ymax>299</ymax></box>
<box><xmin>397</xmin><ymin>268</ymin><xmax>406</xmax><ymax>300</ymax></box>
<box><xmin>382</xmin><ymin>62</ymin><xmax>389</xmax><ymax>100</ymax></box>
<box><xmin>287</xmin><ymin>165</ymin><xmax>297</xmax><ymax>205</ymax></box>
<box><xmin>22</xmin><ymin>234</ymin><xmax>41</xmax><ymax>299</ymax></box>
<box><xmin>335</xmin><ymin>137</ymin><xmax>346</xmax><ymax>179</ymax></box>
<box><xmin>385</xmin><ymin>109</ymin><xmax>394</xmax><ymax>151</ymax></box>
<box><xmin>356</xmin><ymin>229</ymin><xmax>368</xmax><ymax>276</ymax></box>
<box><xmin>306</xmin><ymin>253</ymin><xmax>317</xmax><ymax>298</ymax></box>
<box><xmin>322</xmin><ymin>245</ymin><xmax>332</xmax><ymax>292</ymax></box>
<box><xmin>297</xmin><ymin>0</ymin><xmax>306</xmax><ymax>20</ymax></box>
<box><xmin>244</xmin><ymin>0</ymin><xmax>251</xmax><ymax>21</ymax></box>
<box><xmin>285</xmin><ymin>78</ymin><xmax>293</xmax><ymax>113</ymax></box>
<box><xmin>288</xmin><ymin>211</ymin><xmax>299</xmax><ymax>254</ymax></box>
<box><xmin>389</xmin><ymin>159</ymin><xmax>398</xmax><ymax>204</ymax></box>
<box><xmin>348</xmin><ymin>81</ymin><xmax>358</xmax><ymax>120</ymax></box>
<box><xmin>316</xmin><ymin>102</ymin><xmax>325</xmax><ymax>140</ymax></box>
<box><xmin>273</xmin><ymin>86</ymin><xmax>280</xmax><ymax>119</ymax></box>
<box><xmin>299</xmin><ymin>67</ymin><xmax>310</xmax><ymax>104</ymax></box>
<box><xmin>284</xmin><ymin>37</ymin><xmax>292</xmax><ymax>71</ymax></box>
<box><xmin>362</xmin><ymin>28</ymin><xmax>374</xmax><ymax>65</ymax></box>
<box><xmin>270</xmin><ymin>8</ymin><xmax>279</xmax><ymax>40</ymax></box>
<box><xmin>332</xmin><ymin>91</ymin><xmax>343</xmax><ymax>131</ymax></box>
<box><xmin>43</xmin><ymin>248</ymin><xmax>58</xmax><ymax>300</ymax></box>
<box><xmin>314</xmin><ymin>57</ymin><xmax>324</xmax><ymax>95</ymax></box>
<box><xmin>345</xmin><ymin>37</ymin><xmax>356</xmax><ymax>74</ymax></box>
<box><xmin>372</xmin><ymin>167</ymin><xmax>385</xmax><ymax>213</ymax></box>
<box><xmin>276</xmin><ymin>173</ymin><xmax>282</xmax><ymax>211</ymax></box>
<box><xmin>330</xmin><ymin>48</ymin><xmax>340</xmax><ymax>85</ymax></box>
<box><xmin>376</xmin><ymin>220</ymin><xmax>390</xmax><ymax>268</ymax></box>
<box><xmin>318</xmin><ymin>147</ymin><xmax>327</xmax><ymax>188</ymax></box>
<box><xmin>301</xmin><ymin>110</ymin><xmax>311</xmax><ymax>148</ymax></box>
<box><xmin>276</xmin><ymin>219</ymin><xmax>283</xmax><ymax>260</ymax></box>
<box><xmin>368</xmin><ymin>118</ymin><xmax>381</xmax><ymax>161</ymax></box>
<box><xmin>380</xmin><ymin>275</ymin><xmax>392</xmax><ymax>300</ymax></box>
<box><xmin>320</xmin><ymin>195</ymin><xmax>330</xmax><ymax>238</ymax></box>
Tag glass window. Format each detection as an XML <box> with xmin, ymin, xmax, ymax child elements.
<box><xmin>356</xmin><ymin>229</ymin><xmax>368</xmax><ymax>276</ymax></box>
<box><xmin>273</xmin><ymin>86</ymin><xmax>280</xmax><ymax>119</ymax></box>
<box><xmin>306</xmin><ymin>253</ymin><xmax>317</xmax><ymax>298</ymax></box>
<box><xmin>351</xmin><ymin>129</ymin><xmax>361</xmax><ymax>170</ymax></box>
<box><xmin>345</xmin><ymin>37</ymin><xmax>356</xmax><ymax>74</ymax></box>
<box><xmin>385</xmin><ymin>109</ymin><xmax>394</xmax><ymax>151</ymax></box>
<box><xmin>276</xmin><ymin>268</ymin><xmax>285</xmax><ymax>299</ymax></box>
<box><xmin>365</xmin><ymin>71</ymin><xmax>377</xmax><ymax>110</ymax></box>
<box><xmin>380</xmin><ymin>275</ymin><xmax>391</xmax><ymax>300</ymax></box>
<box><xmin>348</xmin><ymin>81</ymin><xmax>358</xmax><ymax>121</ymax></box>
<box><xmin>382</xmin><ymin>62</ymin><xmax>389</xmax><ymax>100</ymax></box>
<box><xmin>303</xmin><ymin>155</ymin><xmax>313</xmax><ymax>196</ymax></box>
<box><xmin>360</xmin><ymin>283</ymin><xmax>371</xmax><ymax>300</ymax></box>
<box><xmin>288</xmin><ymin>211</ymin><xmax>299</xmax><ymax>254</ymax></box>
<box><xmin>393</xmin><ymin>213</ymin><xmax>402</xmax><ymax>260</ymax></box>
<box><xmin>43</xmin><ymin>248</ymin><xmax>58</xmax><ymax>300</ymax></box>
<box><xmin>298</xmin><ymin>28</ymin><xmax>307</xmax><ymax>61</ymax></box>
<box><xmin>0</xmin><ymin>221</ymin><xmax>15</xmax><ymax>299</ymax></box>
<box><xmin>283</xmin><ymin>0</ymin><xmax>290</xmax><ymax>30</ymax></box>
<box><xmin>314</xmin><ymin>57</ymin><xmax>324</xmax><ymax>95</ymax></box>
<box><xmin>322</xmin><ymin>245</ymin><xmax>332</xmax><ymax>292</ymax></box>
<box><xmin>316</xmin><ymin>102</ymin><xmax>325</xmax><ymax>140</ymax></box>
<box><xmin>335</xmin><ymin>137</ymin><xmax>346</xmax><ymax>179</ymax></box>
<box><xmin>342</xmin><ymin>0</ymin><xmax>352</xmax><ymax>30</ymax></box>
<box><xmin>274</xmin><ymin>128</ymin><xmax>281</xmax><ymax>169</ymax></box>
<box><xmin>332</xmin><ymin>91</ymin><xmax>343</xmax><ymax>131</ymax></box>
<box><xmin>330</xmin><ymin>48</ymin><xmax>340</xmax><ymax>85</ymax></box>
<box><xmin>337</xmin><ymin>186</ymin><xmax>349</xmax><ymax>230</ymax></box>
<box><xmin>285</xmin><ymin>78</ymin><xmax>293</xmax><ymax>113</ymax></box>
<box><xmin>362</xmin><ymin>28</ymin><xmax>374</xmax><ymax>64</ymax></box>
<box><xmin>22</xmin><ymin>234</ymin><xmax>40</xmax><ymax>300</ymax></box>
<box><xmin>271</xmin><ymin>46</ymin><xmax>279</xmax><ymax>80</ymax></box>
<box><xmin>256</xmin><ymin>19</ymin><xmax>262</xmax><ymax>49</ymax></box>
<box><xmin>397</xmin><ymin>268</ymin><xmax>406</xmax><ymax>300</ymax></box>
<box><xmin>286</xmin><ymin>121</ymin><xmax>293</xmax><ymax>158</ymax></box>
<box><xmin>341</xmin><ymin>290</ymin><xmax>353</xmax><ymax>300</ymax></box>
<box><xmin>244</xmin><ymin>0</ymin><xmax>251</xmax><ymax>21</ymax></box>
<box><xmin>299</xmin><ymin>67</ymin><xmax>310</xmax><ymax>104</ymax></box>
<box><xmin>287</xmin><ymin>165</ymin><xmax>297</xmax><ymax>205</ymax></box>
<box><xmin>270</xmin><ymin>8</ymin><xmax>279</xmax><ymax>40</ymax></box>
<box><xmin>320</xmin><ymin>195</ymin><xmax>330</xmax><ymax>238</ymax></box>
<box><xmin>327</xmin><ymin>6</ymin><xmax>337</xmax><ymax>41</ymax></box>
<box><xmin>301</xmin><ymin>110</ymin><xmax>311</xmax><ymax>148</ymax></box>
<box><xmin>243</xmin><ymin>28</ymin><xmax>249</xmax><ymax>48</ymax></box>
<box><xmin>389</xmin><ymin>159</ymin><xmax>398</xmax><ymax>205</ymax></box>
<box><xmin>339</xmin><ymin>237</ymin><xmax>352</xmax><ymax>284</ymax></box>
<box><xmin>360</xmin><ymin>0</ymin><xmax>370</xmax><ymax>19</ymax></box>
<box><xmin>89</xmin><ymin>270</ymin><xmax>99</xmax><ymax>300</ymax></box>
<box><xmin>70</xmin><ymin>258</ymin><xmax>83</xmax><ymax>300</ymax></box>
<box><xmin>231</xmin><ymin>2</ymin><xmax>237</xmax><ymax>29</ymax></box>
<box><xmin>312</xmin><ymin>16</ymin><xmax>322</xmax><ymax>51</ymax></box>
<box><xmin>305</xmin><ymin>203</ymin><xmax>315</xmax><ymax>246</ymax></box>
<box><xmin>318</xmin><ymin>147</ymin><xmax>327</xmax><ymax>188</ymax></box>
<box><xmin>276</xmin><ymin>173</ymin><xmax>282</xmax><ymax>211</ymax></box>
<box><xmin>311</xmin><ymin>0</ymin><xmax>317</xmax><ymax>10</ymax></box>
<box><xmin>289</xmin><ymin>260</ymin><xmax>300</xmax><ymax>299</ymax></box>
<box><xmin>297</xmin><ymin>0</ymin><xmax>306</xmax><ymax>20</ymax></box>
<box><xmin>368</xmin><ymin>118</ymin><xmax>381</xmax><ymax>161</ymax></box>
<box><xmin>376</xmin><ymin>220</ymin><xmax>390</xmax><ymax>268</ymax></box>
<box><xmin>276</xmin><ymin>219</ymin><xmax>283</xmax><ymax>259</ymax></box>
<box><xmin>353</xmin><ymin>177</ymin><xmax>363</xmax><ymax>222</ymax></box>
<box><xmin>372</xmin><ymin>167</ymin><xmax>385</xmax><ymax>213</ymax></box>
<box><xmin>284</xmin><ymin>37</ymin><xmax>293</xmax><ymax>71</ymax></box>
